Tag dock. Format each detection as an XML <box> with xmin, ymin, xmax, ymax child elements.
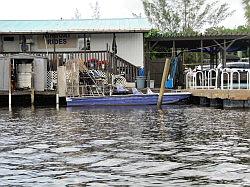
<box><xmin>188</xmin><ymin>89</ymin><xmax>250</xmax><ymax>108</ymax></box>
<box><xmin>0</xmin><ymin>90</ymin><xmax>65</xmax><ymax>107</ymax></box>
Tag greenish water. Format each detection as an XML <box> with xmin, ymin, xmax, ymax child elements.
<box><xmin>0</xmin><ymin>105</ymin><xmax>249</xmax><ymax>186</ymax></box>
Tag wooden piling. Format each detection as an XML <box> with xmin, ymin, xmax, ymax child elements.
<box><xmin>157</xmin><ymin>58</ymin><xmax>171</xmax><ymax>109</ymax></box>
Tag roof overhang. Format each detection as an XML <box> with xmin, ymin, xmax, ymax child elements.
<box><xmin>0</xmin><ymin>29</ymin><xmax>150</xmax><ymax>35</ymax></box>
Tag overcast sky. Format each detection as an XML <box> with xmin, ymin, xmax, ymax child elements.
<box><xmin>0</xmin><ymin>0</ymin><xmax>246</xmax><ymax>28</ymax></box>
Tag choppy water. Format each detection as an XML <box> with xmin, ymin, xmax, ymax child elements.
<box><xmin>0</xmin><ymin>105</ymin><xmax>249</xmax><ymax>187</ymax></box>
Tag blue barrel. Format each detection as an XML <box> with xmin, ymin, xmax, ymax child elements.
<box><xmin>136</xmin><ymin>76</ymin><xmax>146</xmax><ymax>89</ymax></box>
<box><xmin>138</xmin><ymin>67</ymin><xmax>145</xmax><ymax>76</ymax></box>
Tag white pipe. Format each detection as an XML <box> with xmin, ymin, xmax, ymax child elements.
<box><xmin>215</xmin><ymin>69</ymin><xmax>218</xmax><ymax>89</ymax></box>
<box><xmin>56</xmin><ymin>93</ymin><xmax>59</xmax><ymax>104</ymax></box>
<box><xmin>247</xmin><ymin>70</ymin><xmax>250</xmax><ymax>90</ymax></box>
<box><xmin>9</xmin><ymin>92</ymin><xmax>11</xmax><ymax>107</ymax></box>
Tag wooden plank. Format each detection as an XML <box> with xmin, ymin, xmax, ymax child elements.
<box><xmin>187</xmin><ymin>89</ymin><xmax>250</xmax><ymax>100</ymax></box>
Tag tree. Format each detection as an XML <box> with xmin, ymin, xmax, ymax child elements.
<box><xmin>142</xmin><ymin>0</ymin><xmax>234</xmax><ymax>33</ymax></box>
<box><xmin>73</xmin><ymin>8</ymin><xmax>81</xmax><ymax>19</ymax></box>
<box><xmin>132</xmin><ymin>12</ymin><xmax>142</xmax><ymax>18</ymax></box>
<box><xmin>242</xmin><ymin>0</ymin><xmax>250</xmax><ymax>25</ymax></box>
<box><xmin>90</xmin><ymin>1</ymin><xmax>101</xmax><ymax>19</ymax></box>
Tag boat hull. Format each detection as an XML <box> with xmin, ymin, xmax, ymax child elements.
<box><xmin>66</xmin><ymin>92</ymin><xmax>191</xmax><ymax>107</ymax></box>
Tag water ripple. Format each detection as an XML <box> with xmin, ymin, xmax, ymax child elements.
<box><xmin>0</xmin><ymin>105</ymin><xmax>249</xmax><ymax>186</ymax></box>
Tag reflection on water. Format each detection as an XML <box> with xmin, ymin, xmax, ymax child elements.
<box><xmin>0</xmin><ymin>105</ymin><xmax>249</xmax><ymax>186</ymax></box>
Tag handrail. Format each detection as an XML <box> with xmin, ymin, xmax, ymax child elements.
<box><xmin>186</xmin><ymin>68</ymin><xmax>250</xmax><ymax>90</ymax></box>
<box><xmin>221</xmin><ymin>69</ymin><xmax>230</xmax><ymax>90</ymax></box>
<box><xmin>3</xmin><ymin>50</ymin><xmax>139</xmax><ymax>82</ymax></box>
<box><xmin>230</xmin><ymin>70</ymin><xmax>240</xmax><ymax>90</ymax></box>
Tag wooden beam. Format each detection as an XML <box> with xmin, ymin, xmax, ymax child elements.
<box><xmin>147</xmin><ymin>41</ymin><xmax>151</xmax><ymax>87</ymax></box>
<box><xmin>149</xmin><ymin>41</ymin><xmax>159</xmax><ymax>51</ymax></box>
<box><xmin>213</xmin><ymin>39</ymin><xmax>224</xmax><ymax>50</ymax></box>
<box><xmin>172</xmin><ymin>40</ymin><xmax>176</xmax><ymax>58</ymax></box>
<box><xmin>201</xmin><ymin>40</ymin><xmax>204</xmax><ymax>70</ymax></box>
<box><xmin>223</xmin><ymin>39</ymin><xmax>227</xmax><ymax>68</ymax></box>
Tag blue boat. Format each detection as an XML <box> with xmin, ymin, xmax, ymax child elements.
<box><xmin>66</xmin><ymin>92</ymin><xmax>191</xmax><ymax>106</ymax></box>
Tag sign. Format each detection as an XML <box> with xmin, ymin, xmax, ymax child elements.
<box><xmin>37</xmin><ymin>34</ymin><xmax>77</xmax><ymax>49</ymax></box>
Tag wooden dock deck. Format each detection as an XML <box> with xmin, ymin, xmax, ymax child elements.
<box><xmin>187</xmin><ymin>89</ymin><xmax>250</xmax><ymax>108</ymax></box>
<box><xmin>187</xmin><ymin>89</ymin><xmax>250</xmax><ymax>100</ymax></box>
<box><xmin>0</xmin><ymin>90</ymin><xmax>56</xmax><ymax>96</ymax></box>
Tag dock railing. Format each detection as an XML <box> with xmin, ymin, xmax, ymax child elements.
<box><xmin>186</xmin><ymin>68</ymin><xmax>250</xmax><ymax>90</ymax></box>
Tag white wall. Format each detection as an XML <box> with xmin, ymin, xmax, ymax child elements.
<box><xmin>91</xmin><ymin>33</ymin><xmax>144</xmax><ymax>67</ymax></box>
<box><xmin>2</xmin><ymin>33</ymin><xmax>145</xmax><ymax>67</ymax></box>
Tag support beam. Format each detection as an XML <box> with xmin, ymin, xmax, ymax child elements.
<box><xmin>31</xmin><ymin>60</ymin><xmax>35</xmax><ymax>105</ymax></box>
<box><xmin>201</xmin><ymin>40</ymin><xmax>204</xmax><ymax>70</ymax></box>
<box><xmin>149</xmin><ymin>41</ymin><xmax>159</xmax><ymax>51</ymax></box>
<box><xmin>172</xmin><ymin>40</ymin><xmax>176</xmax><ymax>58</ymax></box>
<box><xmin>213</xmin><ymin>39</ymin><xmax>238</xmax><ymax>68</ymax></box>
<box><xmin>223</xmin><ymin>39</ymin><xmax>227</xmax><ymax>68</ymax></box>
<box><xmin>147</xmin><ymin>42</ymin><xmax>151</xmax><ymax>87</ymax></box>
<box><xmin>56</xmin><ymin>58</ymin><xmax>60</xmax><ymax>108</ymax></box>
<box><xmin>84</xmin><ymin>33</ymin><xmax>87</xmax><ymax>63</ymax></box>
<box><xmin>53</xmin><ymin>34</ymin><xmax>56</xmax><ymax>70</ymax></box>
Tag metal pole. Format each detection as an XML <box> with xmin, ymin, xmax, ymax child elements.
<box><xmin>157</xmin><ymin>58</ymin><xmax>171</xmax><ymax>110</ymax></box>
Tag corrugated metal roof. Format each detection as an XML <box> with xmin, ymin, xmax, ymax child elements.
<box><xmin>0</xmin><ymin>18</ymin><xmax>152</xmax><ymax>34</ymax></box>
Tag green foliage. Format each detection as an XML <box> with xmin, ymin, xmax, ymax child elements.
<box><xmin>142</xmin><ymin>0</ymin><xmax>234</xmax><ymax>33</ymax></box>
<box><xmin>205</xmin><ymin>26</ymin><xmax>250</xmax><ymax>35</ymax></box>
<box><xmin>242</xmin><ymin>0</ymin><xmax>250</xmax><ymax>25</ymax></box>
<box><xmin>145</xmin><ymin>29</ymin><xmax>200</xmax><ymax>38</ymax></box>
<box><xmin>145</xmin><ymin>26</ymin><xmax>250</xmax><ymax>38</ymax></box>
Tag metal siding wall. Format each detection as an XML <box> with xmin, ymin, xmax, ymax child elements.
<box><xmin>91</xmin><ymin>34</ymin><xmax>113</xmax><ymax>51</ymax></box>
<box><xmin>4</xmin><ymin>58</ymin><xmax>10</xmax><ymax>90</ymax></box>
<box><xmin>91</xmin><ymin>33</ymin><xmax>144</xmax><ymax>67</ymax></box>
<box><xmin>116</xmin><ymin>33</ymin><xmax>143</xmax><ymax>67</ymax></box>
<box><xmin>3</xmin><ymin>35</ymin><xmax>20</xmax><ymax>52</ymax></box>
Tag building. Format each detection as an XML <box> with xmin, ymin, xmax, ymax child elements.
<box><xmin>0</xmin><ymin>18</ymin><xmax>151</xmax><ymax>67</ymax></box>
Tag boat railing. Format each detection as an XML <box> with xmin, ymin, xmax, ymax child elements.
<box><xmin>185</xmin><ymin>68</ymin><xmax>250</xmax><ymax>90</ymax></box>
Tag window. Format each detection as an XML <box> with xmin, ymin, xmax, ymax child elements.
<box><xmin>78</xmin><ymin>34</ymin><xmax>91</xmax><ymax>50</ymax></box>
